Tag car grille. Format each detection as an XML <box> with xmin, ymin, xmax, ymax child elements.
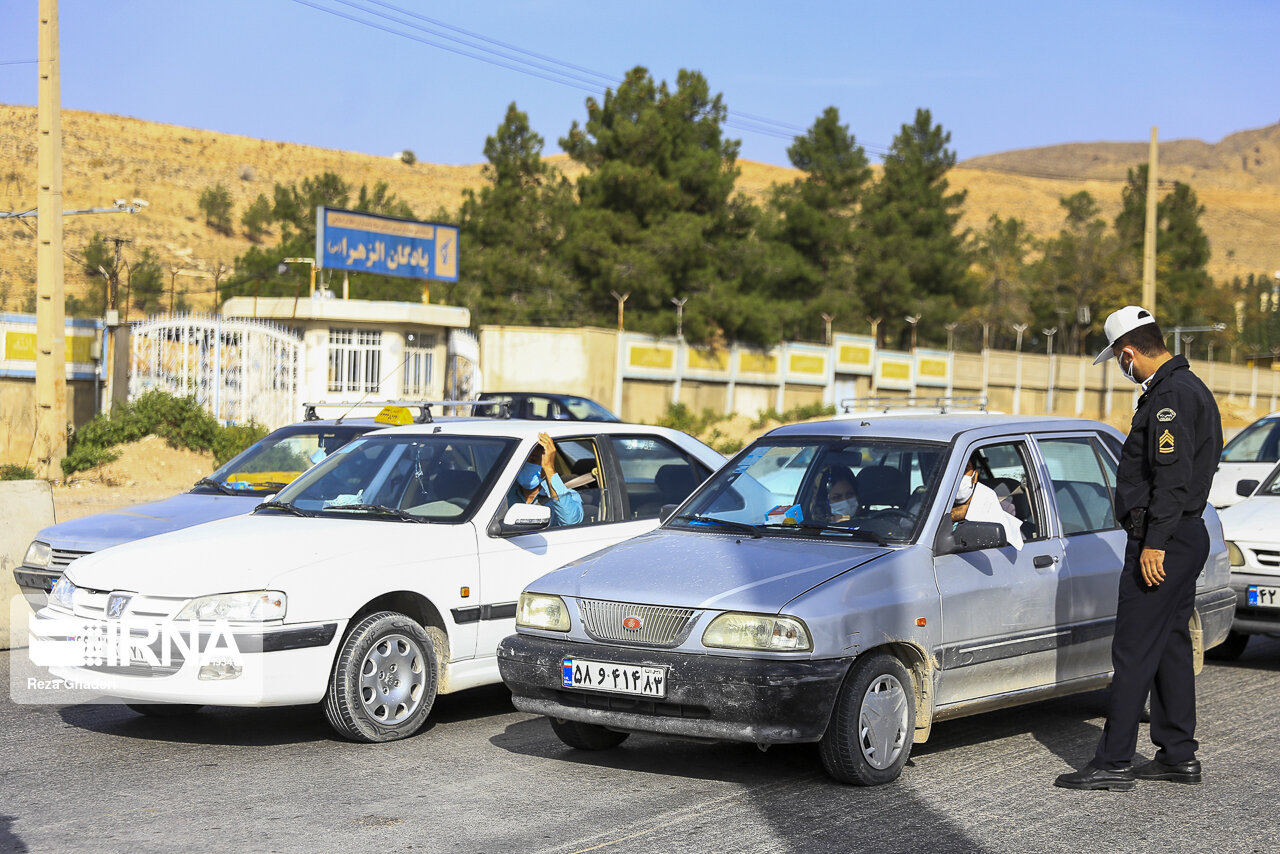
<box><xmin>51</xmin><ymin>548</ymin><xmax>93</xmax><ymax>569</ymax></box>
<box><xmin>1250</xmin><ymin>547</ymin><xmax>1280</xmax><ymax>569</ymax></box>
<box><xmin>576</xmin><ymin>599</ymin><xmax>696</xmax><ymax>647</ymax></box>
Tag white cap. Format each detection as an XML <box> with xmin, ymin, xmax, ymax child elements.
<box><xmin>1093</xmin><ymin>305</ymin><xmax>1157</xmax><ymax>365</ymax></box>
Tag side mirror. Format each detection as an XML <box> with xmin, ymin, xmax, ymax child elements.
<box><xmin>1237</xmin><ymin>479</ymin><xmax>1260</xmax><ymax>497</ymax></box>
<box><xmin>500</xmin><ymin>503</ymin><xmax>551</xmax><ymax>534</ymax></box>
<box><xmin>659</xmin><ymin>503</ymin><xmax>679</xmax><ymax>522</ymax></box>
<box><xmin>942</xmin><ymin>520</ymin><xmax>1009</xmax><ymax>553</ymax></box>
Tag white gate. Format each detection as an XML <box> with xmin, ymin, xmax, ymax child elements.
<box><xmin>129</xmin><ymin>313</ymin><xmax>302</xmax><ymax>428</ymax></box>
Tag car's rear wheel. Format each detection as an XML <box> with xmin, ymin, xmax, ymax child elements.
<box><xmin>549</xmin><ymin>717</ymin><xmax>630</xmax><ymax>750</ymax></box>
<box><xmin>1206</xmin><ymin>630</ymin><xmax>1250</xmax><ymax>661</ymax></box>
<box><xmin>820</xmin><ymin>652</ymin><xmax>915</xmax><ymax>786</ymax></box>
<box><xmin>125</xmin><ymin>703</ymin><xmax>203</xmax><ymax>717</ymax></box>
<box><xmin>325</xmin><ymin>611</ymin><xmax>438</xmax><ymax>742</ymax></box>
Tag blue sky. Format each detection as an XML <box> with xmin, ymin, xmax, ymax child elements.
<box><xmin>2</xmin><ymin>0</ymin><xmax>1277</xmax><ymax>168</ymax></box>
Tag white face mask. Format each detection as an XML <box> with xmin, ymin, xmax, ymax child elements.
<box><xmin>830</xmin><ymin>497</ymin><xmax>859</xmax><ymax>517</ymax></box>
<box><xmin>1120</xmin><ymin>349</ymin><xmax>1140</xmax><ymax>385</ymax></box>
<box><xmin>955</xmin><ymin>473</ymin><xmax>976</xmax><ymax>504</ymax></box>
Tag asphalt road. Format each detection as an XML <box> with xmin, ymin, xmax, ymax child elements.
<box><xmin>2</xmin><ymin>638</ymin><xmax>1279</xmax><ymax>854</ymax></box>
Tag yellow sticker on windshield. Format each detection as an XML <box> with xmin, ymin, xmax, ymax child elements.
<box><xmin>1158</xmin><ymin>429</ymin><xmax>1175</xmax><ymax>454</ymax></box>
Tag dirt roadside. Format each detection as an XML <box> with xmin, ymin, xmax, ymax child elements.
<box><xmin>50</xmin><ymin>435</ymin><xmax>217</xmax><ymax>523</ymax></box>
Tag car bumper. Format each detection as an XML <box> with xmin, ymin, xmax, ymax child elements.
<box><xmin>1226</xmin><ymin>572</ymin><xmax>1280</xmax><ymax>635</ymax></box>
<box><xmin>26</xmin><ymin>609</ymin><xmax>343</xmax><ymax>706</ymax></box>
<box><xmin>13</xmin><ymin>566</ymin><xmax>59</xmax><ymax>606</ymax></box>
<box><xmin>497</xmin><ymin>634</ymin><xmax>850</xmax><ymax>745</ymax></box>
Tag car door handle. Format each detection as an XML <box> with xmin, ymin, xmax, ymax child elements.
<box><xmin>1033</xmin><ymin>554</ymin><xmax>1056</xmax><ymax>568</ymax></box>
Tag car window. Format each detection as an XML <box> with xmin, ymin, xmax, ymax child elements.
<box><xmin>1221</xmin><ymin>418</ymin><xmax>1280</xmax><ymax>462</ymax></box>
<box><xmin>673</xmin><ymin>438</ymin><xmax>945</xmax><ymax>542</ymax></box>
<box><xmin>962</xmin><ymin>441</ymin><xmax>1043</xmax><ymax>541</ymax></box>
<box><xmin>204</xmin><ymin>425</ymin><xmax>367</xmax><ymax>493</ymax></box>
<box><xmin>499</xmin><ymin>436</ymin><xmax>608</xmax><ymax>527</ymax></box>
<box><xmin>608</xmin><ymin>436</ymin><xmax>711</xmax><ymax>520</ymax></box>
<box><xmin>274</xmin><ymin>435</ymin><xmax>516</xmax><ymax>523</ymax></box>
<box><xmin>1038</xmin><ymin>437</ymin><xmax>1118</xmax><ymax>535</ymax></box>
<box><xmin>562</xmin><ymin>396</ymin><xmax>617</xmax><ymax>421</ymax></box>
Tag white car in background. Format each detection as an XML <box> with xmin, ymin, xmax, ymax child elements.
<box><xmin>31</xmin><ymin>420</ymin><xmax>722</xmax><ymax>743</ymax></box>
<box><xmin>1211</xmin><ymin>411</ymin><xmax>1280</xmax><ymax>508</ymax></box>
<box><xmin>1215</xmin><ymin>458</ymin><xmax>1280</xmax><ymax>659</ymax></box>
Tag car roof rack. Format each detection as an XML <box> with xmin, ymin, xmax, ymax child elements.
<box><xmin>838</xmin><ymin>395</ymin><xmax>989</xmax><ymax>415</ymax></box>
<box><xmin>302</xmin><ymin>399</ymin><xmax>512</xmax><ymax>424</ymax></box>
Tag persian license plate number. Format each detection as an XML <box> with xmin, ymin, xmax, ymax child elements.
<box><xmin>561</xmin><ymin>658</ymin><xmax>667</xmax><ymax>698</ymax></box>
<box><xmin>1248</xmin><ymin>585</ymin><xmax>1280</xmax><ymax>608</ymax></box>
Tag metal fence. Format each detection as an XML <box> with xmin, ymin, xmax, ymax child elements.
<box><xmin>129</xmin><ymin>313</ymin><xmax>302</xmax><ymax>427</ymax></box>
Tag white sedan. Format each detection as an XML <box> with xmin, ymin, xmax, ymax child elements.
<box><xmin>29</xmin><ymin>419</ymin><xmax>722</xmax><ymax>742</ymax></box>
<box><xmin>1215</xmin><ymin>459</ymin><xmax>1280</xmax><ymax>658</ymax></box>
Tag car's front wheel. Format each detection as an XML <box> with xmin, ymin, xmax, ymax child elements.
<box><xmin>819</xmin><ymin>652</ymin><xmax>915</xmax><ymax>785</ymax></box>
<box><xmin>325</xmin><ymin>611</ymin><xmax>438</xmax><ymax>742</ymax></box>
<box><xmin>549</xmin><ymin>717</ymin><xmax>630</xmax><ymax>750</ymax></box>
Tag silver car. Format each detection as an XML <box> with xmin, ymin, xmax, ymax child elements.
<box><xmin>498</xmin><ymin>415</ymin><xmax>1236</xmax><ymax>785</ymax></box>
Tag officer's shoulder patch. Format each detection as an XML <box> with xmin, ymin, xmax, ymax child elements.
<box><xmin>1157</xmin><ymin>407</ymin><xmax>1176</xmax><ymax>422</ymax></box>
<box><xmin>1158</xmin><ymin>429</ymin><xmax>1175</xmax><ymax>454</ymax></box>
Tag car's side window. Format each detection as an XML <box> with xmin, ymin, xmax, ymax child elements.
<box><xmin>964</xmin><ymin>442</ymin><xmax>1043</xmax><ymax>542</ymax></box>
<box><xmin>500</xmin><ymin>437</ymin><xmax>607</xmax><ymax>528</ymax></box>
<box><xmin>1038</xmin><ymin>437</ymin><xmax>1118</xmax><ymax>535</ymax></box>
<box><xmin>608</xmin><ymin>436</ymin><xmax>710</xmax><ymax>520</ymax></box>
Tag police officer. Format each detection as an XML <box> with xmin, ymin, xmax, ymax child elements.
<box><xmin>1055</xmin><ymin>305</ymin><xmax>1222</xmax><ymax>791</ymax></box>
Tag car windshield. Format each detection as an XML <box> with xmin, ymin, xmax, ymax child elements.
<box><xmin>671</xmin><ymin>437</ymin><xmax>946</xmax><ymax>542</ymax></box>
<box><xmin>1221</xmin><ymin>417</ymin><xmax>1280</xmax><ymax>463</ymax></box>
<box><xmin>197</xmin><ymin>424</ymin><xmax>370</xmax><ymax>494</ymax></box>
<box><xmin>560</xmin><ymin>396</ymin><xmax>618</xmax><ymax>421</ymax></box>
<box><xmin>267</xmin><ymin>434</ymin><xmax>516</xmax><ymax>522</ymax></box>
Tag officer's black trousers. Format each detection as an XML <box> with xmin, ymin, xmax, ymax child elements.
<box><xmin>1093</xmin><ymin>516</ymin><xmax>1207</xmax><ymax>770</ymax></box>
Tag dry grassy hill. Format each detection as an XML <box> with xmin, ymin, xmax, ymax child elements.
<box><xmin>2</xmin><ymin>104</ymin><xmax>1278</xmax><ymax>314</ymax></box>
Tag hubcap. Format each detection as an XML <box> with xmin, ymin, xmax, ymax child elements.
<box><xmin>858</xmin><ymin>673</ymin><xmax>908</xmax><ymax>770</ymax></box>
<box><xmin>358</xmin><ymin>633</ymin><xmax>426</xmax><ymax>726</ymax></box>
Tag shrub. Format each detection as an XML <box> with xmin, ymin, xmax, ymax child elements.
<box><xmin>0</xmin><ymin>464</ymin><xmax>35</xmax><ymax>481</ymax></box>
<box><xmin>61</xmin><ymin>390</ymin><xmax>268</xmax><ymax>476</ymax></box>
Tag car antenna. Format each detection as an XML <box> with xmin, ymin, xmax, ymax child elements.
<box><xmin>335</xmin><ymin>336</ymin><xmax>416</xmax><ymax>423</ymax></box>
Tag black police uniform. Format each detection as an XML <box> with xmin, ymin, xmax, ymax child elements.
<box><xmin>1094</xmin><ymin>354</ymin><xmax>1222</xmax><ymax>771</ymax></box>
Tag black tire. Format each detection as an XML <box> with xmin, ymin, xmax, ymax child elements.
<box><xmin>324</xmin><ymin>611</ymin><xmax>438</xmax><ymax>743</ymax></box>
<box><xmin>820</xmin><ymin>652</ymin><xmax>916</xmax><ymax>786</ymax></box>
<box><xmin>1206</xmin><ymin>630</ymin><xmax>1250</xmax><ymax>661</ymax></box>
<box><xmin>125</xmin><ymin>703</ymin><xmax>203</xmax><ymax>717</ymax></box>
<box><xmin>549</xmin><ymin>717</ymin><xmax>630</xmax><ymax>750</ymax></box>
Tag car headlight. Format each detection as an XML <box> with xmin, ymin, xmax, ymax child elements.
<box><xmin>702</xmin><ymin>612</ymin><xmax>812</xmax><ymax>652</ymax></box>
<box><xmin>23</xmin><ymin>540</ymin><xmax>51</xmax><ymax>568</ymax></box>
<box><xmin>175</xmin><ymin>591</ymin><xmax>287</xmax><ymax>622</ymax></box>
<box><xmin>1226</xmin><ymin>541</ymin><xmax>1244</xmax><ymax>567</ymax></box>
<box><xmin>516</xmin><ymin>592</ymin><xmax>570</xmax><ymax>632</ymax></box>
<box><xmin>49</xmin><ymin>575</ymin><xmax>76</xmax><ymax>611</ymax></box>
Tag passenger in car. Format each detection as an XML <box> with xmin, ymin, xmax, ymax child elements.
<box><xmin>951</xmin><ymin>457</ymin><xmax>1024</xmax><ymax>549</ymax></box>
<box><xmin>816</xmin><ymin>465</ymin><xmax>860</xmax><ymax>521</ymax></box>
<box><xmin>513</xmin><ymin>432</ymin><xmax>583</xmax><ymax>526</ymax></box>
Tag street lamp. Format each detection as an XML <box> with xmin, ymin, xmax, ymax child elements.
<box><xmin>280</xmin><ymin>257</ymin><xmax>317</xmax><ymax>298</ymax></box>
<box><xmin>1043</xmin><ymin>326</ymin><xmax>1058</xmax><ymax>414</ymax></box>
<box><xmin>1012</xmin><ymin>322</ymin><xmax>1029</xmax><ymax>415</ymax></box>
<box><xmin>670</xmin><ymin>296</ymin><xmax>688</xmax><ymax>339</ymax></box>
<box><xmin>905</xmin><ymin>314</ymin><xmax>921</xmax><ymax>352</ymax></box>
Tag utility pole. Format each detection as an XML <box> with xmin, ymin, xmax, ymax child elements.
<box><xmin>1142</xmin><ymin>126</ymin><xmax>1159</xmax><ymax>311</ymax></box>
<box><xmin>35</xmin><ymin>0</ymin><xmax>66</xmax><ymax>478</ymax></box>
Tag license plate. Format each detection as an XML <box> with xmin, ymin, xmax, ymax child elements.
<box><xmin>561</xmin><ymin>658</ymin><xmax>667</xmax><ymax>698</ymax></box>
<box><xmin>1248</xmin><ymin>585</ymin><xmax>1280</xmax><ymax>608</ymax></box>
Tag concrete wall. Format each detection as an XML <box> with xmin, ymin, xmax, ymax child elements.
<box><xmin>0</xmin><ymin>378</ymin><xmax>101</xmax><ymax>468</ymax></box>
<box><xmin>0</xmin><ymin>480</ymin><xmax>55</xmax><ymax>650</ymax></box>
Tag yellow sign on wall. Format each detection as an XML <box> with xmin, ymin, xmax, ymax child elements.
<box><xmin>788</xmin><ymin>352</ymin><xmax>826</xmax><ymax>376</ymax></box>
<box><xmin>738</xmin><ymin>351</ymin><xmax>778</xmax><ymax>375</ymax></box>
<box><xmin>628</xmin><ymin>344</ymin><xmax>675</xmax><ymax>371</ymax></box>
<box><xmin>4</xmin><ymin>331</ymin><xmax>94</xmax><ymax>363</ymax></box>
<box><xmin>687</xmin><ymin>347</ymin><xmax>728</xmax><ymax>372</ymax></box>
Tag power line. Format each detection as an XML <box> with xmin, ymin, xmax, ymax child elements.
<box><xmin>287</xmin><ymin>0</ymin><xmax>893</xmax><ymax>155</ymax></box>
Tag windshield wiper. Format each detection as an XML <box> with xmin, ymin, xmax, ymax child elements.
<box><xmin>674</xmin><ymin>514</ymin><xmax>762</xmax><ymax>538</ymax></box>
<box><xmin>320</xmin><ymin>503</ymin><xmax>426</xmax><ymax>523</ymax></box>
<box><xmin>194</xmin><ymin>477</ymin><xmax>239</xmax><ymax>496</ymax></box>
<box><xmin>253</xmin><ymin>500</ymin><xmax>309</xmax><ymax>517</ymax></box>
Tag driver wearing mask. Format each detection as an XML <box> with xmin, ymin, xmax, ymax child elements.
<box><xmin>513</xmin><ymin>432</ymin><xmax>583</xmax><ymax>527</ymax></box>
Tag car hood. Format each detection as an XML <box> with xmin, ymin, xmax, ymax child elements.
<box><xmin>35</xmin><ymin>492</ymin><xmax>261</xmax><ymax>553</ymax></box>
<box><xmin>64</xmin><ymin>513</ymin><xmax>474</xmax><ymax>598</ymax></box>
<box><xmin>1210</xmin><ymin>462</ymin><xmax>1273</xmax><ymax>509</ymax></box>
<box><xmin>1218</xmin><ymin>495</ymin><xmax>1280</xmax><ymax>542</ymax></box>
<box><xmin>533</xmin><ymin>529</ymin><xmax>892</xmax><ymax>613</ymax></box>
